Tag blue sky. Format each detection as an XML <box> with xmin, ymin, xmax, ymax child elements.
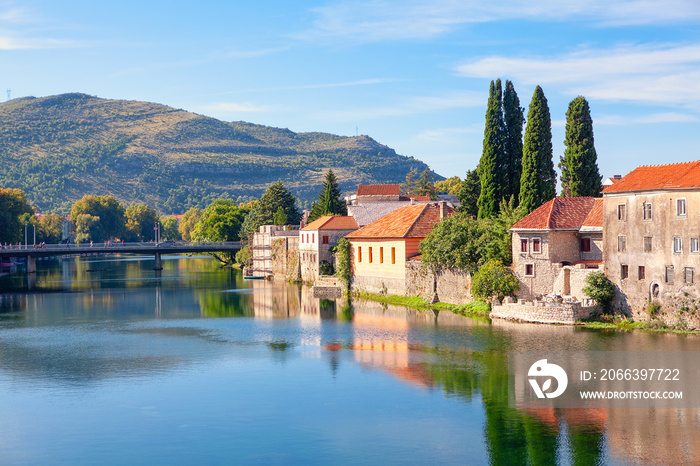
<box><xmin>2</xmin><ymin>0</ymin><xmax>700</xmax><ymax>185</ymax></box>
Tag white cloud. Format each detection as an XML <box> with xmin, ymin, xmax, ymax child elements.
<box><xmin>457</xmin><ymin>43</ymin><xmax>700</xmax><ymax>107</ymax></box>
<box><xmin>0</xmin><ymin>35</ymin><xmax>77</xmax><ymax>50</ymax></box>
<box><xmin>597</xmin><ymin>112</ymin><xmax>699</xmax><ymax>125</ymax></box>
<box><xmin>299</xmin><ymin>0</ymin><xmax>700</xmax><ymax>43</ymax></box>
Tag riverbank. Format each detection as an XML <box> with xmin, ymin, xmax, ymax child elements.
<box><xmin>354</xmin><ymin>292</ymin><xmax>491</xmax><ymax>319</ymax></box>
<box><xmin>580</xmin><ymin>316</ymin><xmax>700</xmax><ymax>335</ymax></box>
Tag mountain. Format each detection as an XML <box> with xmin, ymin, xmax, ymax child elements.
<box><xmin>0</xmin><ymin>93</ymin><xmax>439</xmax><ymax>214</ymax></box>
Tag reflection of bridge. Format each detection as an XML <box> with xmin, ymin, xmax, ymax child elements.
<box><xmin>0</xmin><ymin>241</ymin><xmax>242</xmax><ymax>273</ymax></box>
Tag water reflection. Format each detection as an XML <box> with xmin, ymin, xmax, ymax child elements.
<box><xmin>0</xmin><ymin>257</ymin><xmax>700</xmax><ymax>464</ymax></box>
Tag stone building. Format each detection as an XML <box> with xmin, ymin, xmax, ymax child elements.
<box><xmin>298</xmin><ymin>215</ymin><xmax>359</xmax><ymax>283</ymax></box>
<box><xmin>345</xmin><ymin>202</ymin><xmax>454</xmax><ymax>296</ymax></box>
<box><xmin>346</xmin><ymin>183</ymin><xmax>433</xmax><ymax>227</ymax></box>
<box><xmin>602</xmin><ymin>161</ymin><xmax>700</xmax><ymax>317</ymax></box>
<box><xmin>509</xmin><ymin>197</ymin><xmax>603</xmax><ymax>300</ymax></box>
<box><xmin>250</xmin><ymin>225</ymin><xmax>299</xmax><ymax>277</ymax></box>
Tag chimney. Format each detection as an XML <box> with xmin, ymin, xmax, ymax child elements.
<box><xmin>410</xmin><ymin>197</ymin><xmax>415</xmax><ymax>205</ymax></box>
<box><xmin>439</xmin><ymin>201</ymin><xmax>447</xmax><ymax>219</ymax></box>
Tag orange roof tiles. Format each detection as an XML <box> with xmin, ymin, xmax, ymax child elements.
<box><xmin>356</xmin><ymin>184</ymin><xmax>401</xmax><ymax>196</ymax></box>
<box><xmin>581</xmin><ymin>198</ymin><xmax>603</xmax><ymax>228</ymax></box>
<box><xmin>301</xmin><ymin>215</ymin><xmax>359</xmax><ymax>231</ymax></box>
<box><xmin>603</xmin><ymin>161</ymin><xmax>700</xmax><ymax>193</ymax></box>
<box><xmin>345</xmin><ymin>203</ymin><xmax>454</xmax><ymax>239</ymax></box>
<box><xmin>510</xmin><ymin>197</ymin><xmax>598</xmax><ymax>231</ymax></box>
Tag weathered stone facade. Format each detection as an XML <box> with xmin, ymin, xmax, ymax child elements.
<box><xmin>490</xmin><ymin>300</ymin><xmax>597</xmax><ymax>324</ymax></box>
<box><xmin>405</xmin><ymin>261</ymin><xmax>472</xmax><ymax>304</ymax></box>
<box><xmin>270</xmin><ymin>236</ymin><xmax>300</xmax><ymax>282</ymax></box>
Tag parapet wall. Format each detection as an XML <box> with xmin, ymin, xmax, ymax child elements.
<box><xmin>490</xmin><ymin>299</ymin><xmax>597</xmax><ymax>325</ymax></box>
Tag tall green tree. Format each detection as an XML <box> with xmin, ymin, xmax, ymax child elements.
<box><xmin>192</xmin><ymin>199</ymin><xmax>249</xmax><ymax>242</ymax></box>
<box><xmin>179</xmin><ymin>207</ymin><xmax>202</xmax><ymax>241</ymax></box>
<box><xmin>37</xmin><ymin>213</ymin><xmax>65</xmax><ymax>243</ymax></box>
<box><xmin>519</xmin><ymin>86</ymin><xmax>556</xmax><ymax>213</ymax></box>
<box><xmin>503</xmin><ymin>80</ymin><xmax>524</xmax><ymax>204</ymax></box>
<box><xmin>415</xmin><ymin>168</ymin><xmax>437</xmax><ymax>199</ymax></box>
<box><xmin>70</xmin><ymin>195</ymin><xmax>126</xmax><ymax>242</ymax></box>
<box><xmin>241</xmin><ymin>181</ymin><xmax>301</xmax><ymax>240</ymax></box>
<box><xmin>559</xmin><ymin>96</ymin><xmax>602</xmax><ymax>197</ymax></box>
<box><xmin>457</xmin><ymin>169</ymin><xmax>480</xmax><ymax>218</ymax></box>
<box><xmin>0</xmin><ymin>188</ymin><xmax>35</xmax><ymax>243</ymax></box>
<box><xmin>124</xmin><ymin>204</ymin><xmax>159</xmax><ymax>241</ymax></box>
<box><xmin>477</xmin><ymin>79</ymin><xmax>505</xmax><ymax>219</ymax></box>
<box><xmin>160</xmin><ymin>216</ymin><xmax>180</xmax><ymax>241</ymax></box>
<box><xmin>307</xmin><ymin>170</ymin><xmax>348</xmax><ymax>223</ymax></box>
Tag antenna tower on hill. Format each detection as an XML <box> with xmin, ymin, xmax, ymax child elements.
<box><xmin>6</xmin><ymin>89</ymin><xmax>10</xmax><ymax>101</ymax></box>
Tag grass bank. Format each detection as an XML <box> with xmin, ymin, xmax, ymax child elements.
<box><xmin>355</xmin><ymin>292</ymin><xmax>491</xmax><ymax>319</ymax></box>
<box><xmin>580</xmin><ymin>318</ymin><xmax>700</xmax><ymax>335</ymax></box>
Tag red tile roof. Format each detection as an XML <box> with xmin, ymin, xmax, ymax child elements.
<box><xmin>603</xmin><ymin>161</ymin><xmax>700</xmax><ymax>193</ymax></box>
<box><xmin>581</xmin><ymin>198</ymin><xmax>603</xmax><ymax>228</ymax></box>
<box><xmin>301</xmin><ymin>215</ymin><xmax>359</xmax><ymax>231</ymax></box>
<box><xmin>510</xmin><ymin>197</ymin><xmax>598</xmax><ymax>231</ymax></box>
<box><xmin>356</xmin><ymin>184</ymin><xmax>401</xmax><ymax>196</ymax></box>
<box><xmin>345</xmin><ymin>203</ymin><xmax>454</xmax><ymax>239</ymax></box>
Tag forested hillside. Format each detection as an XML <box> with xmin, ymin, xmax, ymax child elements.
<box><xmin>0</xmin><ymin>93</ymin><xmax>436</xmax><ymax>214</ymax></box>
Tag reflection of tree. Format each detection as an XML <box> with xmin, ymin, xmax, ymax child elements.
<box><xmin>426</xmin><ymin>350</ymin><xmax>604</xmax><ymax>465</ymax></box>
<box><xmin>338</xmin><ymin>299</ymin><xmax>353</xmax><ymax>322</ymax></box>
<box><xmin>197</xmin><ymin>289</ymin><xmax>252</xmax><ymax>317</ymax></box>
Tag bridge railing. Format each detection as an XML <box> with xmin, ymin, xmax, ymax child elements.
<box><xmin>0</xmin><ymin>241</ymin><xmax>241</xmax><ymax>251</ymax></box>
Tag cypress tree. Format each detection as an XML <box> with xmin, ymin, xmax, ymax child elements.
<box><xmin>503</xmin><ymin>80</ymin><xmax>524</xmax><ymax>205</ymax></box>
<box><xmin>477</xmin><ymin>79</ymin><xmax>505</xmax><ymax>219</ymax></box>
<box><xmin>307</xmin><ymin>169</ymin><xmax>347</xmax><ymax>223</ymax></box>
<box><xmin>559</xmin><ymin>96</ymin><xmax>602</xmax><ymax>197</ymax></box>
<box><xmin>519</xmin><ymin>86</ymin><xmax>556</xmax><ymax>213</ymax></box>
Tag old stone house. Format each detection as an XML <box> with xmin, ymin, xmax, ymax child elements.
<box><xmin>509</xmin><ymin>197</ymin><xmax>603</xmax><ymax>300</ymax></box>
<box><xmin>299</xmin><ymin>215</ymin><xmax>359</xmax><ymax>283</ymax></box>
<box><xmin>345</xmin><ymin>202</ymin><xmax>454</xmax><ymax>296</ymax></box>
<box><xmin>602</xmin><ymin>161</ymin><xmax>700</xmax><ymax>316</ymax></box>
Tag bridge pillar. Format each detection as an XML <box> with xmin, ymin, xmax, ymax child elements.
<box><xmin>154</xmin><ymin>253</ymin><xmax>163</xmax><ymax>270</ymax></box>
<box><xmin>26</xmin><ymin>256</ymin><xmax>36</xmax><ymax>274</ymax></box>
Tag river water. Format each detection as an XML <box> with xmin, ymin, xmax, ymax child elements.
<box><xmin>0</xmin><ymin>255</ymin><xmax>699</xmax><ymax>465</ymax></box>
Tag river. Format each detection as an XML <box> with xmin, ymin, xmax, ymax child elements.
<box><xmin>0</xmin><ymin>255</ymin><xmax>698</xmax><ymax>465</ymax></box>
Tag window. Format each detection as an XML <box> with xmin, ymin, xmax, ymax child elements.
<box><xmin>525</xmin><ymin>264</ymin><xmax>534</xmax><ymax>276</ymax></box>
<box><xmin>532</xmin><ymin>238</ymin><xmax>541</xmax><ymax>253</ymax></box>
<box><xmin>638</xmin><ymin>266</ymin><xmax>645</xmax><ymax>280</ymax></box>
<box><xmin>692</xmin><ymin>238</ymin><xmax>699</xmax><ymax>253</ymax></box>
<box><xmin>358</xmin><ymin>247</ymin><xmax>362</xmax><ymax>263</ymax></box>
<box><xmin>674</xmin><ymin>236</ymin><xmax>683</xmax><ymax>254</ymax></box>
<box><xmin>322</xmin><ymin>235</ymin><xmax>329</xmax><ymax>245</ymax></box>
<box><xmin>580</xmin><ymin>238</ymin><xmax>591</xmax><ymax>252</ymax></box>
<box><xmin>677</xmin><ymin>198</ymin><xmax>687</xmax><ymax>217</ymax></box>
<box><xmin>686</xmin><ymin>267</ymin><xmax>695</xmax><ymax>284</ymax></box>
<box><xmin>312</xmin><ymin>234</ymin><xmax>315</xmax><ymax>243</ymax></box>
<box><xmin>621</xmin><ymin>265</ymin><xmax>629</xmax><ymax>279</ymax></box>
<box><xmin>617</xmin><ymin>204</ymin><xmax>627</xmax><ymax>221</ymax></box>
<box><xmin>369</xmin><ymin>247</ymin><xmax>373</xmax><ymax>263</ymax></box>
<box><xmin>644</xmin><ymin>236</ymin><xmax>653</xmax><ymax>253</ymax></box>
<box><xmin>521</xmin><ymin>239</ymin><xmax>528</xmax><ymax>253</ymax></box>
<box><xmin>643</xmin><ymin>202</ymin><xmax>652</xmax><ymax>220</ymax></box>
<box><xmin>380</xmin><ymin>247</ymin><xmax>384</xmax><ymax>264</ymax></box>
<box><xmin>618</xmin><ymin>236</ymin><xmax>626</xmax><ymax>253</ymax></box>
<box><xmin>301</xmin><ymin>234</ymin><xmax>304</xmax><ymax>243</ymax></box>
<box><xmin>391</xmin><ymin>247</ymin><xmax>396</xmax><ymax>264</ymax></box>
<box><xmin>666</xmin><ymin>265</ymin><xmax>674</xmax><ymax>283</ymax></box>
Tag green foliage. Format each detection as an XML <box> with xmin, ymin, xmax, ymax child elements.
<box><xmin>647</xmin><ymin>300</ymin><xmax>661</xmax><ymax>318</ymax></box>
<box><xmin>179</xmin><ymin>207</ymin><xmax>202</xmax><ymax>241</ymax></box>
<box><xmin>559</xmin><ymin>96</ymin><xmax>602</xmax><ymax>197</ymax></box>
<box><xmin>319</xmin><ymin>260</ymin><xmax>334</xmax><ymax>276</ymax></box>
<box><xmin>481</xmin><ymin>198</ymin><xmax>527</xmax><ymax>266</ymax></box>
<box><xmin>0</xmin><ymin>188</ymin><xmax>35</xmax><ymax>243</ymax></box>
<box><xmin>457</xmin><ymin>169</ymin><xmax>480</xmax><ymax>217</ymax></box>
<box><xmin>160</xmin><ymin>216</ymin><xmax>180</xmax><ymax>241</ymax></box>
<box><xmin>70</xmin><ymin>195</ymin><xmax>125</xmax><ymax>242</ymax></box>
<box><xmin>241</xmin><ymin>181</ymin><xmax>300</xmax><ymax>240</ymax></box>
<box><xmin>415</xmin><ymin>168</ymin><xmax>436</xmax><ymax>199</ymax></box>
<box><xmin>582</xmin><ymin>272</ymin><xmax>615</xmax><ymax>312</ymax></box>
<box><xmin>503</xmin><ymin>80</ymin><xmax>524</xmax><ymax>205</ymax></box>
<box><xmin>307</xmin><ymin>169</ymin><xmax>347</xmax><ymax>223</ymax></box>
<box><xmin>37</xmin><ymin>212</ymin><xmax>65</xmax><ymax>243</ymax></box>
<box><xmin>273</xmin><ymin>206</ymin><xmax>288</xmax><ymax>226</ymax></box>
<box><xmin>472</xmin><ymin>259</ymin><xmax>519</xmax><ymax>301</ymax></box>
<box><xmin>192</xmin><ymin>199</ymin><xmax>249</xmax><ymax>242</ymax></box>
<box><xmin>520</xmin><ymin>86</ymin><xmax>556</xmax><ymax>213</ymax></box>
<box><xmin>478</xmin><ymin>79</ymin><xmax>505</xmax><ymax>219</ymax></box>
<box><xmin>434</xmin><ymin>176</ymin><xmax>462</xmax><ymax>195</ymax></box>
<box><xmin>0</xmin><ymin>94</ymin><xmax>437</xmax><ymax>214</ymax></box>
<box><xmin>74</xmin><ymin>213</ymin><xmax>100</xmax><ymax>244</ymax></box>
<box><xmin>420</xmin><ymin>212</ymin><xmax>487</xmax><ymax>274</ymax></box>
<box><xmin>124</xmin><ymin>204</ymin><xmax>159</xmax><ymax>241</ymax></box>
<box><xmin>401</xmin><ymin>168</ymin><xmax>418</xmax><ymax>195</ymax></box>
<box><xmin>235</xmin><ymin>245</ymin><xmax>251</xmax><ymax>266</ymax></box>
<box><xmin>334</xmin><ymin>238</ymin><xmax>352</xmax><ymax>292</ymax></box>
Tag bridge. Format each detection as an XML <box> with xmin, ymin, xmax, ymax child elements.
<box><xmin>0</xmin><ymin>241</ymin><xmax>242</xmax><ymax>273</ymax></box>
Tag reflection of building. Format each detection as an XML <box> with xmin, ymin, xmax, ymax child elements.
<box><xmin>250</xmin><ymin>279</ymin><xmax>301</xmax><ymax>318</ymax></box>
<box><xmin>346</xmin><ymin>202</ymin><xmax>454</xmax><ymax>296</ymax></box>
<box><xmin>299</xmin><ymin>216</ymin><xmax>358</xmax><ymax>283</ymax></box>
<box><xmin>509</xmin><ymin>197</ymin><xmax>602</xmax><ymax>300</ymax></box>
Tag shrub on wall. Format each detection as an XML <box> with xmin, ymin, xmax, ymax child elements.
<box><xmin>472</xmin><ymin>259</ymin><xmax>519</xmax><ymax>301</ymax></box>
<box><xmin>582</xmin><ymin>272</ymin><xmax>615</xmax><ymax>312</ymax></box>
<box><xmin>334</xmin><ymin>238</ymin><xmax>352</xmax><ymax>293</ymax></box>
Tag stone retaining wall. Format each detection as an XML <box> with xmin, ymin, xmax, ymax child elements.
<box><xmin>405</xmin><ymin>261</ymin><xmax>472</xmax><ymax>305</ymax></box>
<box><xmin>490</xmin><ymin>299</ymin><xmax>597</xmax><ymax>325</ymax></box>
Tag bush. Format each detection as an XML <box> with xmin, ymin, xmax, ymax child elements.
<box><xmin>472</xmin><ymin>259</ymin><xmax>519</xmax><ymax>302</ymax></box>
<box><xmin>319</xmin><ymin>260</ymin><xmax>334</xmax><ymax>276</ymax></box>
<box><xmin>582</xmin><ymin>272</ymin><xmax>615</xmax><ymax>312</ymax></box>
